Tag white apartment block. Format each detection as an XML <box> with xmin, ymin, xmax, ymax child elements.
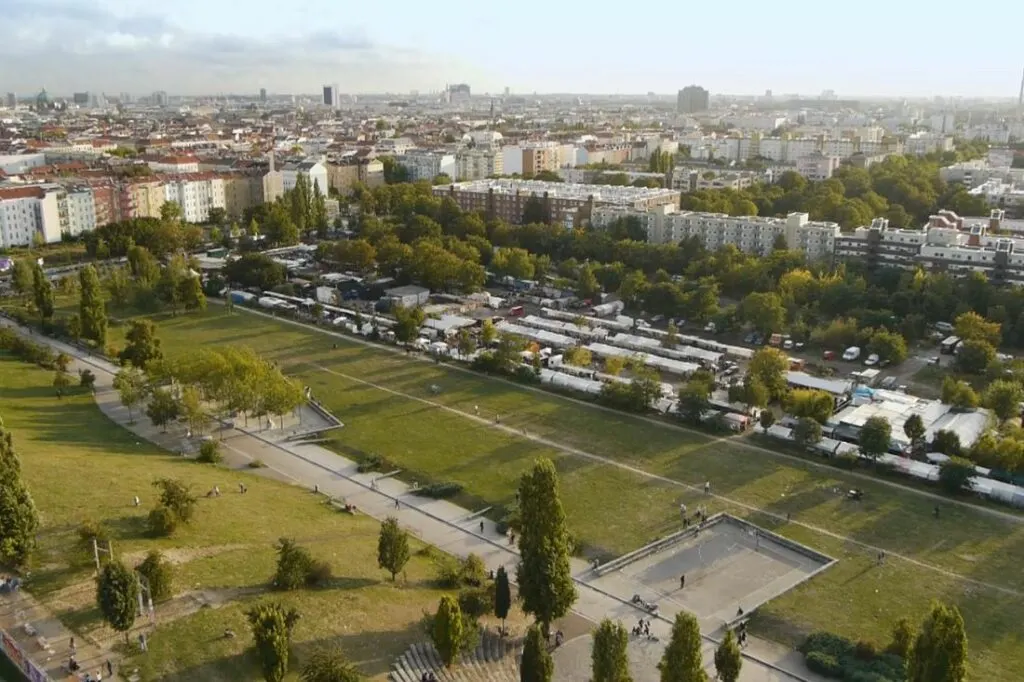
<box><xmin>939</xmin><ymin>161</ymin><xmax>1024</xmax><ymax>188</ymax></box>
<box><xmin>144</xmin><ymin>155</ymin><xmax>201</xmax><ymax>173</ymax></box>
<box><xmin>903</xmin><ymin>132</ymin><xmax>954</xmax><ymax>157</ymax></box>
<box><xmin>59</xmin><ymin>186</ymin><xmax>97</xmax><ymax>237</ymax></box>
<box><xmin>591</xmin><ymin>205</ymin><xmax>839</xmax><ymax>261</ymax></box>
<box><xmin>456</xmin><ymin>149</ymin><xmax>503</xmax><ymax>180</ymax></box>
<box><xmin>967</xmin><ymin>180</ymin><xmax>1024</xmax><ymax>210</ymax></box>
<box><xmin>397</xmin><ymin>151</ymin><xmax>456</xmax><ymax>181</ymax></box>
<box><xmin>0</xmin><ymin>185</ymin><xmax>62</xmax><ymax>248</ymax></box>
<box><xmin>162</xmin><ymin>174</ymin><xmax>227</xmax><ymax>223</ymax></box>
<box><xmin>796</xmin><ymin>153</ymin><xmax>842</xmax><ymax>181</ymax></box>
<box><xmin>0</xmin><ymin>153</ymin><xmax>46</xmax><ymax>175</ymax></box>
<box><xmin>281</xmin><ymin>161</ymin><xmax>329</xmax><ymax>197</ymax></box>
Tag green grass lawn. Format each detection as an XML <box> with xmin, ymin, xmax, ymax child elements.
<box><xmin>94</xmin><ymin>306</ymin><xmax>1024</xmax><ymax>680</ymax></box>
<box><xmin>0</xmin><ymin>356</ymin><xmax>475</xmax><ymax>682</ymax></box>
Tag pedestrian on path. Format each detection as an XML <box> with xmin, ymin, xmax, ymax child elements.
<box><xmin>395</xmin><ymin>497</ymin><xmax>400</xmax><ymax>509</ymax></box>
<box><xmin>679</xmin><ymin>574</ymin><xmax>685</xmax><ymax>589</ymax></box>
<box><xmin>474</xmin><ymin>405</ymin><xmax>479</xmax><ymax>416</ymax></box>
<box><xmin>704</xmin><ymin>480</ymin><xmax>711</xmax><ymax>495</ymax></box>
<box><xmin>479</xmin><ymin>520</ymin><xmax>484</xmax><ymax>533</ymax></box>
<box><xmin>106</xmin><ymin>660</ymin><xmax>113</xmax><ymax>677</ymax></box>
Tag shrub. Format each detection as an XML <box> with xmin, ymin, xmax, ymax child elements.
<box><xmin>413</xmin><ymin>482</ymin><xmax>464</xmax><ymax>499</ymax></box>
<box><xmin>136</xmin><ymin>550</ymin><xmax>174</xmax><ymax>602</ymax></box>
<box><xmin>805</xmin><ymin>651</ymin><xmax>841</xmax><ymax>677</ymax></box>
<box><xmin>434</xmin><ymin>557</ymin><xmax>463</xmax><ymax>589</ymax></box>
<box><xmin>148</xmin><ymin>506</ymin><xmax>178</xmax><ymax>537</ymax></box>
<box><xmin>248</xmin><ymin>459</ymin><xmax>266</xmax><ymax>468</ymax></box>
<box><xmin>305</xmin><ymin>559</ymin><xmax>333</xmax><ymax>588</ymax></box>
<box><xmin>357</xmin><ymin>454</ymin><xmax>383</xmax><ymax>473</ymax></box>
<box><xmin>461</xmin><ymin>554</ymin><xmax>487</xmax><ymax>587</ymax></box>
<box><xmin>197</xmin><ymin>439</ymin><xmax>222</xmax><ymax>464</ymax></box>
<box><xmin>457</xmin><ymin>586</ymin><xmax>493</xmax><ymax>619</ymax></box>
<box><xmin>274</xmin><ymin>538</ymin><xmax>313</xmax><ymax>591</ymax></box>
<box><xmin>78</xmin><ymin>369</ymin><xmax>96</xmax><ymax>390</ymax></box>
<box><xmin>854</xmin><ymin>640</ymin><xmax>878</xmax><ymax>661</ymax></box>
<box><xmin>835</xmin><ymin>453</ymin><xmax>859</xmax><ymax>470</ymax></box>
<box><xmin>77</xmin><ymin>518</ymin><xmax>109</xmax><ymax>550</ymax></box>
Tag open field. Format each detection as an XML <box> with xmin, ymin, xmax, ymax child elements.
<box><xmin>0</xmin><ymin>355</ymin><xmax>489</xmax><ymax>682</ymax></box>
<box><xmin>95</xmin><ymin>306</ymin><xmax>1024</xmax><ymax>680</ymax></box>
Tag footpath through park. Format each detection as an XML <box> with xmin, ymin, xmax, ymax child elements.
<box><xmin>1</xmin><ymin>319</ymin><xmax>824</xmax><ymax>682</ymax></box>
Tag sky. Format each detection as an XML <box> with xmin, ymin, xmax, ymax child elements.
<box><xmin>1</xmin><ymin>0</ymin><xmax>1023</xmax><ymax>98</ymax></box>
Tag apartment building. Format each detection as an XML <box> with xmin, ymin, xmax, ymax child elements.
<box><xmin>591</xmin><ymin>205</ymin><xmax>839</xmax><ymax>261</ymax></box>
<box><xmin>396</xmin><ymin>151</ymin><xmax>456</xmax><ymax>181</ymax></box>
<box><xmin>162</xmin><ymin>173</ymin><xmax>227</xmax><ymax>223</ymax></box>
<box><xmin>670</xmin><ymin>168</ymin><xmax>757</xmax><ymax>192</ymax></box>
<box><xmin>0</xmin><ymin>185</ymin><xmax>62</xmax><ymax>247</ymax></box>
<box><xmin>904</xmin><ymin>132</ymin><xmax>954</xmax><ymax>157</ymax></box>
<box><xmin>223</xmin><ymin>173</ymin><xmax>265</xmax><ymax>218</ymax></box>
<box><xmin>677</xmin><ymin>85</ymin><xmax>709</xmax><ymax>114</ymax></box>
<box><xmin>58</xmin><ymin>185</ymin><xmax>97</xmax><ymax>237</ymax></box>
<box><xmin>456</xmin><ymin>148</ymin><xmax>503</xmax><ymax>180</ymax></box>
<box><xmin>124</xmin><ymin>179</ymin><xmax>166</xmax><ymax>219</ymax></box>
<box><xmin>796</xmin><ymin>153</ymin><xmax>842</xmax><ymax>181</ymax></box>
<box><xmin>142</xmin><ymin>154</ymin><xmax>201</xmax><ymax>173</ymax></box>
<box><xmin>434</xmin><ymin>179</ymin><xmax>680</xmax><ymax>227</ymax></box>
<box><xmin>833</xmin><ymin>210</ymin><xmax>1024</xmax><ymax>283</ymax></box>
<box><xmin>281</xmin><ymin>160</ymin><xmax>329</xmax><ymax>196</ymax></box>
<box><xmin>521</xmin><ymin>142</ymin><xmax>563</xmax><ymax>176</ymax></box>
<box><xmin>967</xmin><ymin>180</ymin><xmax>1024</xmax><ymax>210</ymax></box>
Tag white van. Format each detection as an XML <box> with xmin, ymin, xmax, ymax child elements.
<box><xmin>842</xmin><ymin>346</ymin><xmax>862</xmax><ymax>361</ymax></box>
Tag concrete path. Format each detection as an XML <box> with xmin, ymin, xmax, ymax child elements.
<box><xmin>2</xmin><ymin>319</ymin><xmax>823</xmax><ymax>681</ymax></box>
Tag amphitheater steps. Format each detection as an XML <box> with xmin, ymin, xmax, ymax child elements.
<box><xmin>390</xmin><ymin>631</ymin><xmax>524</xmax><ymax>682</ymax></box>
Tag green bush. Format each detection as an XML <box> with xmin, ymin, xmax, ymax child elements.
<box><xmin>457</xmin><ymin>586</ymin><xmax>493</xmax><ymax>619</ymax></box>
<box><xmin>434</xmin><ymin>557</ymin><xmax>463</xmax><ymax>589</ymax></box>
<box><xmin>357</xmin><ymin>454</ymin><xmax>383</xmax><ymax>473</ymax></box>
<box><xmin>248</xmin><ymin>459</ymin><xmax>266</xmax><ymax>468</ymax></box>
<box><xmin>77</xmin><ymin>518</ymin><xmax>109</xmax><ymax>550</ymax></box>
<box><xmin>805</xmin><ymin>651</ymin><xmax>841</xmax><ymax>677</ymax></box>
<box><xmin>196</xmin><ymin>439</ymin><xmax>222</xmax><ymax>464</ymax></box>
<box><xmin>801</xmin><ymin>631</ymin><xmax>904</xmax><ymax>682</ymax></box>
<box><xmin>136</xmin><ymin>550</ymin><xmax>174</xmax><ymax>602</ymax></box>
<box><xmin>835</xmin><ymin>453</ymin><xmax>859</xmax><ymax>470</ymax></box>
<box><xmin>461</xmin><ymin>553</ymin><xmax>487</xmax><ymax>587</ymax></box>
<box><xmin>413</xmin><ymin>482</ymin><xmax>464</xmax><ymax>499</ymax></box>
<box><xmin>147</xmin><ymin>506</ymin><xmax>178</xmax><ymax>537</ymax></box>
<box><xmin>305</xmin><ymin>559</ymin><xmax>333</xmax><ymax>588</ymax></box>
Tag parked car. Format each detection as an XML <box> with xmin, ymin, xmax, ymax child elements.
<box><xmin>704</xmin><ymin>321</ymin><xmax>717</xmax><ymax>333</ymax></box>
<box><xmin>783</xmin><ymin>339</ymin><xmax>794</xmax><ymax>350</ymax></box>
<box><xmin>880</xmin><ymin>376</ymin><xmax>898</xmax><ymax>389</ymax></box>
<box><xmin>795</xmin><ymin>341</ymin><xmax>806</xmax><ymax>350</ymax></box>
<box><xmin>842</xmin><ymin>347</ymin><xmax>861</xmax><ymax>361</ymax></box>
<box><xmin>823</xmin><ymin>350</ymin><xmax>836</xmax><ymax>360</ymax></box>
<box><xmin>743</xmin><ymin>332</ymin><xmax>756</xmax><ymax>344</ymax></box>
<box><xmin>864</xmin><ymin>354</ymin><xmax>880</xmax><ymax>366</ymax></box>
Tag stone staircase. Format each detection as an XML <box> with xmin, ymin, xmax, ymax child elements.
<box><xmin>390</xmin><ymin>630</ymin><xmax>523</xmax><ymax>682</ymax></box>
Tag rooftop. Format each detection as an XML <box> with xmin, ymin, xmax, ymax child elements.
<box><xmin>440</xmin><ymin>179</ymin><xmax>679</xmax><ymax>204</ymax></box>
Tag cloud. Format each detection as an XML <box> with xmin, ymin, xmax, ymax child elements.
<box><xmin>0</xmin><ymin>0</ymin><xmax>484</xmax><ymax>94</ymax></box>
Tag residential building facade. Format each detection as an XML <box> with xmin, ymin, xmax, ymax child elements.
<box><xmin>281</xmin><ymin>161</ymin><xmax>329</xmax><ymax>196</ymax></box>
<box><xmin>397</xmin><ymin>151</ymin><xmax>456</xmax><ymax>181</ymax></box>
<box><xmin>456</xmin><ymin>149</ymin><xmax>503</xmax><ymax>180</ymax></box>
<box><xmin>162</xmin><ymin>173</ymin><xmax>227</xmax><ymax>223</ymax></box>
<box><xmin>0</xmin><ymin>185</ymin><xmax>62</xmax><ymax>247</ymax></box>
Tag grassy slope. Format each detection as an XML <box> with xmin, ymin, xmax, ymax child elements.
<box><xmin>101</xmin><ymin>307</ymin><xmax>1024</xmax><ymax>680</ymax></box>
<box><xmin>0</xmin><ymin>356</ymin><xmax>467</xmax><ymax>682</ymax></box>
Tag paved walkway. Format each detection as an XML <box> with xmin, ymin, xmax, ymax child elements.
<box><xmin>1</xmin><ymin>319</ymin><xmax>821</xmax><ymax>682</ymax></box>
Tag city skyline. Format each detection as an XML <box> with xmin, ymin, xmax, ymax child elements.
<box><xmin>1</xmin><ymin>0</ymin><xmax>1024</xmax><ymax>98</ymax></box>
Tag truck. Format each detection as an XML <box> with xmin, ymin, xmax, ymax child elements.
<box><xmin>842</xmin><ymin>346</ymin><xmax>861</xmax><ymax>361</ymax></box>
<box><xmin>940</xmin><ymin>336</ymin><xmax>962</xmax><ymax>355</ymax></box>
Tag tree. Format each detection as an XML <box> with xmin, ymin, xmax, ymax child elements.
<box><xmin>393</xmin><ymin>306</ymin><xmax>426</xmax><ymax>345</ymax></box>
<box><xmin>332</xmin><ymin>239</ymin><xmax>377</xmax><ymax>272</ymax></box>
<box><xmin>938</xmin><ymin>457</ymin><xmax>976</xmax><ymax>495</ymax></box>
<box><xmin>481</xmin><ymin>319</ymin><xmax>498</xmax><ymax>346</ymax></box>
<box><xmin>494</xmin><ymin>566</ymin><xmax>511</xmax><ymax>631</ymax></box>
<box><xmin>79</xmin><ymin>265</ymin><xmax>107</xmax><ymax>347</ymax></box>
<box><xmin>941</xmin><ymin>378</ymin><xmax>979</xmax><ymax>410</ymax></box>
<box><xmin>793</xmin><ymin>417</ymin><xmax>823</xmax><ymax>448</ymax></box>
<box><xmin>677</xmin><ymin>381</ymin><xmax>712</xmax><ymax>426</ymax></box>
<box><xmin>714</xmin><ymin>630</ymin><xmax>742</xmax><ymax>682</ymax></box>
<box><xmin>890</xmin><ymin>617</ymin><xmax>915</xmax><ymax>659</ymax></box>
<box><xmin>377</xmin><ymin>516</ymin><xmax>410</xmax><ymax>581</ymax></box>
<box><xmin>785</xmin><ymin>389</ymin><xmax>834</xmax><ymax>424</ymax></box>
<box><xmin>739</xmin><ymin>292</ymin><xmax>785</xmax><ymax>334</ymax></box>
<box><xmin>52</xmin><ymin>370</ymin><xmax>72</xmax><ymax>397</ymax></box>
<box><xmin>592</xmin><ymin>619</ymin><xmax>632</xmax><ymax>682</ymax></box>
<box><xmin>659</xmin><ymin>611</ymin><xmax>706</xmax><ymax>682</ymax></box>
<box><xmin>932</xmin><ymin>430</ymin><xmax>963</xmax><ymax>457</ymax></box>
<box><xmin>859</xmin><ymin>415</ymin><xmax>892</xmax><ymax>461</ymax></box>
<box><xmin>520</xmin><ymin>625</ymin><xmax>553</xmax><ymax>682</ymax></box>
<box><xmin>31</xmin><ymin>263</ymin><xmax>54</xmax><ymax>322</ymax></box>
<box><xmin>96</xmin><ymin>561</ymin><xmax>140</xmax><ymax>642</ymax></box>
<box><xmin>0</xmin><ymin>426</ymin><xmax>40</xmax><ymax>568</ymax></box>
<box><xmin>247</xmin><ymin>602</ymin><xmax>301</xmax><ymax>682</ymax></box>
<box><xmin>955</xmin><ymin>339</ymin><xmax>995</xmax><ymax>374</ymax></box>
<box><xmin>576</xmin><ymin>266</ymin><xmax>601</xmax><ymax>301</ymax></box>
<box><xmin>79</xmin><ymin>369</ymin><xmax>96</xmax><ymax>391</ymax></box>
<box><xmin>662</xmin><ymin>323</ymin><xmax>680</xmax><ymax>349</ymax></box>
<box><xmin>522</xmin><ymin>196</ymin><xmax>548</xmax><ymax>224</ymax></box>
<box><xmin>564</xmin><ymin>346</ymin><xmax>592</xmax><ymax>368</ymax></box>
<box><xmin>127</xmin><ymin>245</ymin><xmax>161</xmax><ymax>283</ymax></box>
<box><xmin>743</xmin><ymin>375</ymin><xmax>770</xmax><ymax>410</ymax></box>
<box><xmin>759</xmin><ymin>409</ymin><xmax>776</xmax><ymax>432</ymax></box>
<box><xmin>113</xmin><ymin>367</ymin><xmax>148</xmax><ymax>422</ymax></box>
<box><xmin>120</xmin><ymin>319</ymin><xmax>163</xmax><ymax>369</ymax></box>
<box><xmin>907</xmin><ymin>601</ymin><xmax>968</xmax><ymax>682</ymax></box>
<box><xmin>905</xmin><ymin>413</ymin><xmax>927</xmax><ymax>457</ymax></box>
<box><xmin>224</xmin><ymin>253</ymin><xmax>287</xmax><ymax>290</ymax></box>
<box><xmin>136</xmin><ymin>549</ymin><xmax>174</xmax><ymax>602</ymax></box>
<box><xmin>179</xmin><ymin>274</ymin><xmax>207</xmax><ymax>312</ymax></box>
<box><xmin>516</xmin><ymin>458</ymin><xmax>577</xmax><ymax>638</ymax></box>
<box><xmin>274</xmin><ymin>537</ymin><xmax>314</xmax><ymax>591</ymax></box>
<box><xmin>491</xmin><ymin>247</ymin><xmax>535</xmax><ymax>280</ymax></box>
<box><xmin>179</xmin><ymin>384</ymin><xmax>208</xmax><ymax>435</ymax></box>
<box><xmin>11</xmin><ymin>259</ymin><xmax>33</xmax><ymax>299</ymax></box>
<box><xmin>869</xmin><ymin>329</ymin><xmax>908</xmax><ymax>364</ymax></box>
<box><xmin>160</xmin><ymin>200</ymin><xmax>183</xmax><ymax>223</ymax></box>
<box><xmin>145</xmin><ymin>387</ymin><xmax>180</xmax><ymax>432</ymax></box>
<box><xmin>431</xmin><ymin>595</ymin><xmax>466</xmax><ymax>667</ymax></box>
<box><xmin>983</xmin><ymin>379</ymin><xmax>1024</xmax><ymax>421</ymax></box>
<box><xmin>954</xmin><ymin>311</ymin><xmax>1001</xmax><ymax>346</ymax></box>
<box><xmin>301</xmin><ymin>647</ymin><xmax>363</xmax><ymax>682</ymax></box>
<box><xmin>604</xmin><ymin>356</ymin><xmax>626</xmax><ymax>376</ymax></box>
<box><xmin>749</xmin><ymin>348</ymin><xmax>789</xmax><ymax>400</ymax></box>
<box><xmin>153</xmin><ymin>477</ymin><xmax>197</xmax><ymax>524</ymax></box>
<box><xmin>457</xmin><ymin>329</ymin><xmax>476</xmax><ymax>358</ymax></box>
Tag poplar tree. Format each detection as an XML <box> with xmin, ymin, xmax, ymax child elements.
<box><xmin>520</xmin><ymin>625</ymin><xmax>553</xmax><ymax>682</ymax></box>
<box><xmin>0</xmin><ymin>425</ymin><xmax>39</xmax><ymax>567</ymax></box>
<box><xmin>659</xmin><ymin>612</ymin><xmax>707</xmax><ymax>682</ymax></box>
<box><xmin>908</xmin><ymin>601</ymin><xmax>968</xmax><ymax>682</ymax></box>
<box><xmin>78</xmin><ymin>264</ymin><xmax>108</xmax><ymax>347</ymax></box>
<box><xmin>592</xmin><ymin>619</ymin><xmax>632</xmax><ymax>682</ymax></box>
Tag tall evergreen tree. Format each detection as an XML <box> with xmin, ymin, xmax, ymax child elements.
<box><xmin>247</xmin><ymin>602</ymin><xmax>301</xmax><ymax>682</ymax></box>
<box><xmin>31</xmin><ymin>263</ymin><xmax>54</xmax><ymax>322</ymax></box>
<box><xmin>312</xmin><ymin>182</ymin><xmax>329</xmax><ymax>238</ymax></box>
<box><xmin>96</xmin><ymin>561</ymin><xmax>140</xmax><ymax>643</ymax></box>
<box><xmin>79</xmin><ymin>264</ymin><xmax>108</xmax><ymax>347</ymax></box>
<box><xmin>290</xmin><ymin>173</ymin><xmax>310</xmax><ymax>234</ymax></box>
<box><xmin>431</xmin><ymin>595</ymin><xmax>465</xmax><ymax>667</ymax></box>
<box><xmin>119</xmin><ymin>319</ymin><xmax>163</xmax><ymax>369</ymax></box>
<box><xmin>516</xmin><ymin>458</ymin><xmax>577</xmax><ymax>638</ymax></box>
<box><xmin>520</xmin><ymin>625</ymin><xmax>553</xmax><ymax>682</ymax></box>
<box><xmin>592</xmin><ymin>619</ymin><xmax>632</xmax><ymax>682</ymax></box>
<box><xmin>0</xmin><ymin>425</ymin><xmax>39</xmax><ymax>567</ymax></box>
<box><xmin>713</xmin><ymin>630</ymin><xmax>742</xmax><ymax>682</ymax></box>
<box><xmin>908</xmin><ymin>601</ymin><xmax>968</xmax><ymax>682</ymax></box>
<box><xmin>377</xmin><ymin>516</ymin><xmax>410</xmax><ymax>581</ymax></box>
<box><xmin>659</xmin><ymin>612</ymin><xmax>707</xmax><ymax>682</ymax></box>
<box><xmin>493</xmin><ymin>566</ymin><xmax>512</xmax><ymax>632</ymax></box>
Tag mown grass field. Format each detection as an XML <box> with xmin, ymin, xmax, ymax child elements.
<box><xmin>97</xmin><ymin>305</ymin><xmax>1024</xmax><ymax>680</ymax></box>
<box><xmin>0</xmin><ymin>356</ymin><xmax>480</xmax><ymax>682</ymax></box>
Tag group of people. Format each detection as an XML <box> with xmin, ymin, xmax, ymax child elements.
<box><xmin>0</xmin><ymin>575</ymin><xmax>21</xmax><ymax>593</ymax></box>
<box><xmin>631</xmin><ymin>618</ymin><xmax>655</xmax><ymax>640</ymax></box>
<box><xmin>419</xmin><ymin>672</ymin><xmax>438</xmax><ymax>682</ymax></box>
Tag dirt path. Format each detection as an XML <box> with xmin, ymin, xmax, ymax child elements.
<box><xmin>309</xmin><ymin>361</ymin><xmax>1024</xmax><ymax>600</ymax></box>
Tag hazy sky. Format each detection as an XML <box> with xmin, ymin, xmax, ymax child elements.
<box><xmin>2</xmin><ymin>0</ymin><xmax>1023</xmax><ymax>98</ymax></box>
